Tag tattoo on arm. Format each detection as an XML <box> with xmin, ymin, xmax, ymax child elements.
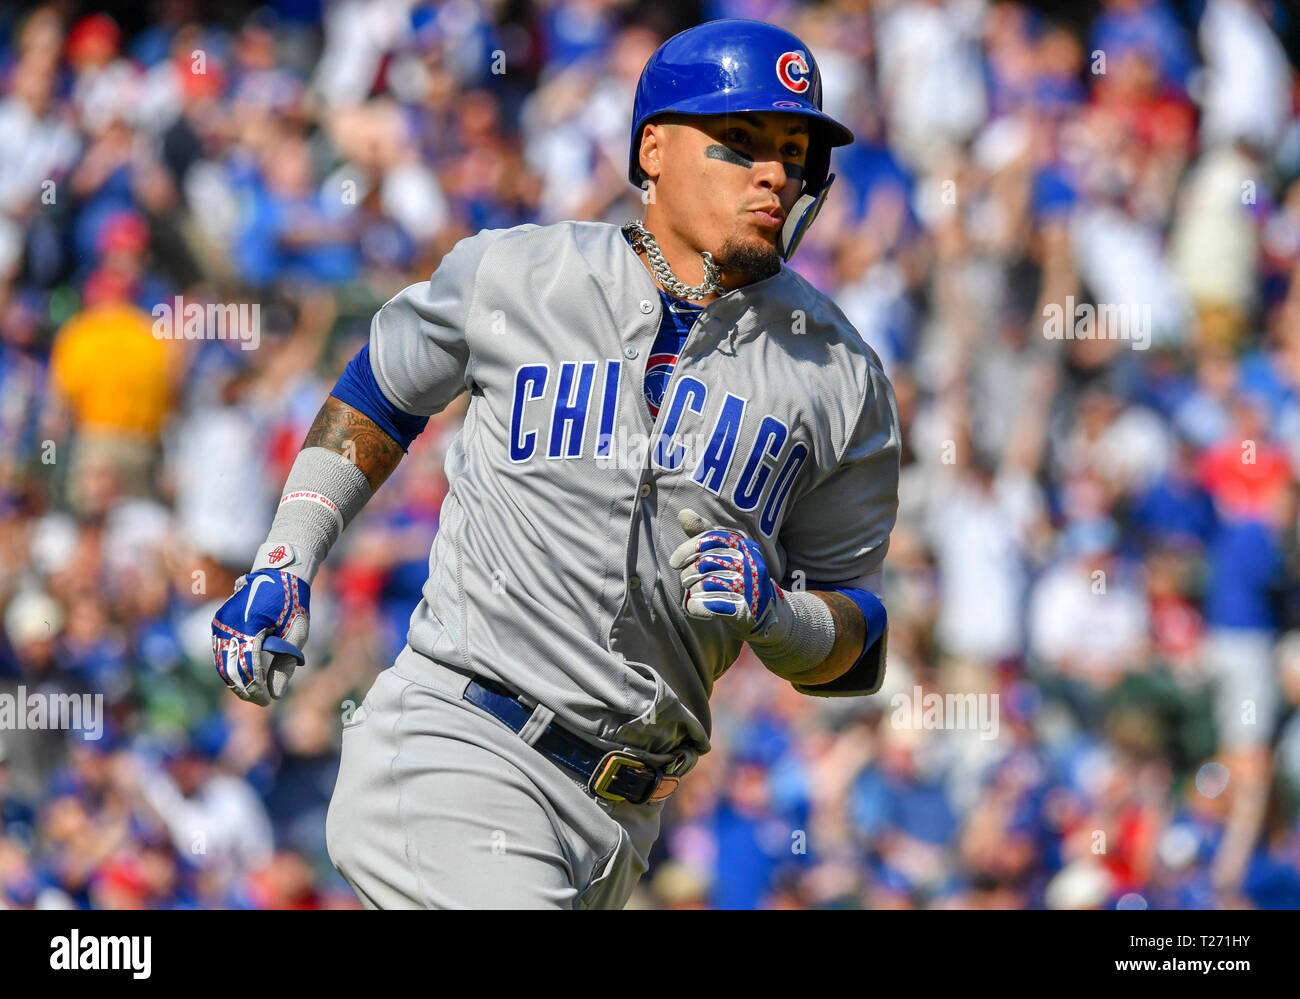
<box><xmin>302</xmin><ymin>396</ymin><xmax>404</xmax><ymax>492</ymax></box>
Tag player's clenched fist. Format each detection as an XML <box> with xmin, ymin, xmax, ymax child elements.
<box><xmin>669</xmin><ymin>508</ymin><xmax>794</xmax><ymax>643</ymax></box>
<box><xmin>211</xmin><ymin>568</ymin><xmax>310</xmax><ymax>706</ymax></box>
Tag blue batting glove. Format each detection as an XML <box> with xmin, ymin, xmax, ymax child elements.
<box><xmin>211</xmin><ymin>568</ymin><xmax>310</xmax><ymax>706</ymax></box>
<box><xmin>669</xmin><ymin>508</ymin><xmax>791</xmax><ymax>642</ymax></box>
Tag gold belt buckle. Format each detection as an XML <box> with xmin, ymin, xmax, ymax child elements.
<box><xmin>589</xmin><ymin>751</ymin><xmax>649</xmax><ymax>803</ymax></box>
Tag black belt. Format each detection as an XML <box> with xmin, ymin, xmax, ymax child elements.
<box><xmin>462</xmin><ymin>674</ymin><xmax>684</xmax><ymax>805</ymax></box>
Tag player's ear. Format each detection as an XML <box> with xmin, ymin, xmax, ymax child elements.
<box><xmin>638</xmin><ymin>122</ymin><xmax>665</xmax><ymax>185</ymax></box>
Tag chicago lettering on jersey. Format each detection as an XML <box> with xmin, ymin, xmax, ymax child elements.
<box><xmin>507</xmin><ymin>359</ymin><xmax>808</xmax><ymax>536</ymax></box>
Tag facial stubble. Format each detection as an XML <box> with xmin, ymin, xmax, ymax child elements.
<box><xmin>715</xmin><ymin>232</ymin><xmax>783</xmax><ymax>284</ymax></box>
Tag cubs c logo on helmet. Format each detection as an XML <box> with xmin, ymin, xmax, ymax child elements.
<box><xmin>776</xmin><ymin>51</ymin><xmax>811</xmax><ymax>94</ymax></box>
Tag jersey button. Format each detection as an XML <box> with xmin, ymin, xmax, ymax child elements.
<box><xmin>623</xmin><ymin>344</ymin><xmax>638</xmax><ymax>359</ymax></box>
<box><xmin>629</xmin><ymin>575</ymin><xmax>641</xmax><ymax>591</ymax></box>
<box><xmin>638</xmin><ymin>299</ymin><xmax>654</xmax><ymax>314</ymax></box>
<box><xmin>639</xmin><ymin>483</ymin><xmax>651</xmax><ymax>498</ymax></box>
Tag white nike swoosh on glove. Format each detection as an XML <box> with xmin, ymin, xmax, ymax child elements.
<box><xmin>244</xmin><ymin>575</ymin><xmax>273</xmax><ymax>622</ymax></box>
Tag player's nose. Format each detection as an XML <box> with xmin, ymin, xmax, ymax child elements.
<box><xmin>752</xmin><ymin>156</ymin><xmax>790</xmax><ymax>194</ymax></box>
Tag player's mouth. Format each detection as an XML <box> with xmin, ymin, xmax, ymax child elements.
<box><xmin>749</xmin><ymin>206</ymin><xmax>785</xmax><ymax>230</ymax></box>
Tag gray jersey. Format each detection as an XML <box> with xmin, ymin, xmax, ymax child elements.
<box><xmin>367</xmin><ymin>220</ymin><xmax>900</xmax><ymax>762</ymax></box>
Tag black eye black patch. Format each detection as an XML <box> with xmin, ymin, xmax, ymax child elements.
<box><xmin>706</xmin><ymin>144</ymin><xmax>807</xmax><ymax>181</ymax></box>
<box><xmin>706</xmin><ymin>144</ymin><xmax>754</xmax><ymax>168</ymax></box>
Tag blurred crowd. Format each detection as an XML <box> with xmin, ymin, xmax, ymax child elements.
<box><xmin>1</xmin><ymin>0</ymin><xmax>1300</xmax><ymax>910</ymax></box>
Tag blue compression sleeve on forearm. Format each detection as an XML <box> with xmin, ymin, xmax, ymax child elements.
<box><xmin>330</xmin><ymin>344</ymin><xmax>430</xmax><ymax>452</ymax></box>
<box><xmin>825</xmin><ymin>586</ymin><xmax>887</xmax><ymax>654</ymax></box>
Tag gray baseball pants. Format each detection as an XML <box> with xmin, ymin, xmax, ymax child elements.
<box><xmin>325</xmin><ymin>648</ymin><xmax>666</xmax><ymax>909</ymax></box>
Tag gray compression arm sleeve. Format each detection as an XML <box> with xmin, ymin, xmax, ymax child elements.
<box><xmin>249</xmin><ymin>447</ymin><xmax>373</xmax><ymax>582</ymax></box>
<box><xmin>746</xmin><ymin>589</ymin><xmax>838</xmax><ymax>679</ymax></box>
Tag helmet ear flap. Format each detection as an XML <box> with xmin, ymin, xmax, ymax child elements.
<box><xmin>778</xmin><ymin>173</ymin><xmax>834</xmax><ymax>261</ymax></box>
<box><xmin>802</xmin><ymin>131</ymin><xmax>832</xmax><ymax>195</ymax></box>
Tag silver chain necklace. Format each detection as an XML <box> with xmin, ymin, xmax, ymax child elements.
<box><xmin>622</xmin><ymin>221</ymin><xmax>722</xmax><ymax>301</ymax></box>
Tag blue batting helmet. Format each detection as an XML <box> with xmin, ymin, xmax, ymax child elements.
<box><xmin>628</xmin><ymin>19</ymin><xmax>854</xmax><ymax>260</ymax></box>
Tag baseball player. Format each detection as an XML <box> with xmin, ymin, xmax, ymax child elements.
<box><xmin>211</xmin><ymin>18</ymin><xmax>900</xmax><ymax>909</ymax></box>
